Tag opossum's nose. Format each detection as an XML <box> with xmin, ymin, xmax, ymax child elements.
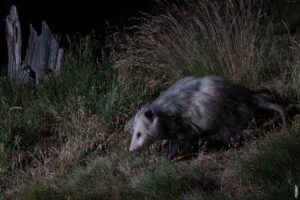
<box><xmin>129</xmin><ymin>142</ymin><xmax>136</xmax><ymax>152</ymax></box>
<box><xmin>129</xmin><ymin>145</ymin><xmax>140</xmax><ymax>152</ymax></box>
<box><xmin>129</xmin><ymin>143</ymin><xmax>141</xmax><ymax>152</ymax></box>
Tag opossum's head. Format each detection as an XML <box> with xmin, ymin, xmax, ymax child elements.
<box><xmin>129</xmin><ymin>104</ymin><xmax>160</xmax><ymax>152</ymax></box>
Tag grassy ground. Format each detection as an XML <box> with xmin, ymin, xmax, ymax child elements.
<box><xmin>1</xmin><ymin>0</ymin><xmax>300</xmax><ymax>199</ymax></box>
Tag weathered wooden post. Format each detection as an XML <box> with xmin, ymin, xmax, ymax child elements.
<box><xmin>23</xmin><ymin>22</ymin><xmax>64</xmax><ymax>84</ymax></box>
<box><xmin>5</xmin><ymin>5</ymin><xmax>28</xmax><ymax>85</ymax></box>
<box><xmin>5</xmin><ymin>5</ymin><xmax>64</xmax><ymax>86</ymax></box>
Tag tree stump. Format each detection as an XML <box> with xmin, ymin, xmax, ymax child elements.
<box><xmin>6</xmin><ymin>5</ymin><xmax>64</xmax><ymax>86</ymax></box>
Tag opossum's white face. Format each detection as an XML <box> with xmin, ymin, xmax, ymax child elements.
<box><xmin>129</xmin><ymin>109</ymin><xmax>159</xmax><ymax>152</ymax></box>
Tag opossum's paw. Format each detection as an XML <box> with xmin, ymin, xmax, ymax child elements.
<box><xmin>219</xmin><ymin>128</ymin><xmax>241</xmax><ymax>146</ymax></box>
<box><xmin>224</xmin><ymin>135</ymin><xmax>244</xmax><ymax>149</ymax></box>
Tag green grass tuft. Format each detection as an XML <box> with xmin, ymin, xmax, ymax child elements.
<box><xmin>132</xmin><ymin>161</ymin><xmax>184</xmax><ymax>199</ymax></box>
<box><xmin>240</xmin><ymin>123</ymin><xmax>300</xmax><ymax>199</ymax></box>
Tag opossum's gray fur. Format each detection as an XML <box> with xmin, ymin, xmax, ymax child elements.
<box><xmin>129</xmin><ymin>76</ymin><xmax>287</xmax><ymax>159</ymax></box>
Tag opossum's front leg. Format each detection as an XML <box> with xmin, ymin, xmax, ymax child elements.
<box><xmin>219</xmin><ymin>127</ymin><xmax>239</xmax><ymax>147</ymax></box>
<box><xmin>167</xmin><ymin>140</ymin><xmax>179</xmax><ymax>160</ymax></box>
<box><xmin>166</xmin><ymin>122</ymin><xmax>187</xmax><ymax>160</ymax></box>
<box><xmin>167</xmin><ymin>139</ymin><xmax>196</xmax><ymax>160</ymax></box>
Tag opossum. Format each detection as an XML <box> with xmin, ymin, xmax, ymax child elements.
<box><xmin>129</xmin><ymin>76</ymin><xmax>288</xmax><ymax>159</ymax></box>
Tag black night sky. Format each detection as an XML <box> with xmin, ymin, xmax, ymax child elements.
<box><xmin>0</xmin><ymin>0</ymin><xmax>165</xmax><ymax>64</ymax></box>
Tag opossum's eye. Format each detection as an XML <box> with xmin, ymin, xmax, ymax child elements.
<box><xmin>136</xmin><ymin>132</ymin><xmax>141</xmax><ymax>138</ymax></box>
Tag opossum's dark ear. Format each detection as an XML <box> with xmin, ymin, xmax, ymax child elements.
<box><xmin>144</xmin><ymin>109</ymin><xmax>155</xmax><ymax>120</ymax></box>
<box><xmin>138</xmin><ymin>102</ymin><xmax>147</xmax><ymax>109</ymax></box>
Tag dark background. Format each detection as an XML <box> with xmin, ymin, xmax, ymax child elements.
<box><xmin>0</xmin><ymin>0</ymin><xmax>164</xmax><ymax>65</ymax></box>
<box><xmin>1</xmin><ymin>1</ymin><xmax>299</xmax><ymax>66</ymax></box>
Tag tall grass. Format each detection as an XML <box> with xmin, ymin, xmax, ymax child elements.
<box><xmin>110</xmin><ymin>0</ymin><xmax>296</xmax><ymax>86</ymax></box>
<box><xmin>0</xmin><ymin>34</ymin><xmax>148</xmax><ymax>198</ymax></box>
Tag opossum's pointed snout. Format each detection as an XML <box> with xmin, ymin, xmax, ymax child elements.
<box><xmin>129</xmin><ymin>144</ymin><xmax>136</xmax><ymax>152</ymax></box>
<box><xmin>129</xmin><ymin>146</ymin><xmax>142</xmax><ymax>152</ymax></box>
<box><xmin>129</xmin><ymin>141</ymin><xmax>142</xmax><ymax>152</ymax></box>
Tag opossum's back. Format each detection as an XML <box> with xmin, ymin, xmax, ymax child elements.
<box><xmin>152</xmin><ymin>76</ymin><xmax>254</xmax><ymax>130</ymax></box>
<box><xmin>153</xmin><ymin>76</ymin><xmax>225</xmax><ymax>110</ymax></box>
<box><xmin>184</xmin><ymin>76</ymin><xmax>230</xmax><ymax>129</ymax></box>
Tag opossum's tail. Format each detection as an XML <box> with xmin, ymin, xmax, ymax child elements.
<box><xmin>255</xmin><ymin>92</ymin><xmax>289</xmax><ymax>133</ymax></box>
